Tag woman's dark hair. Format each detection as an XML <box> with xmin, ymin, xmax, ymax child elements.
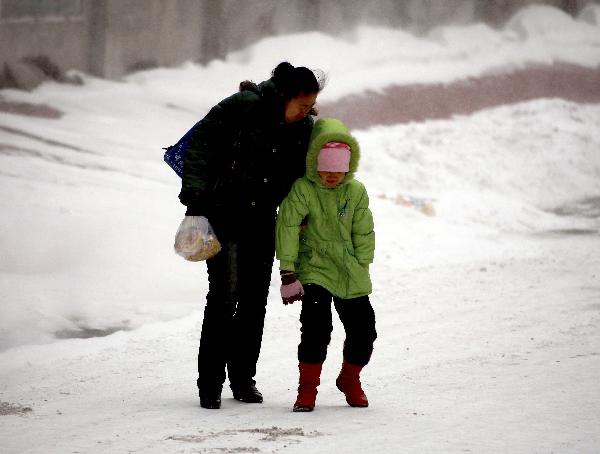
<box><xmin>271</xmin><ymin>61</ymin><xmax>325</xmax><ymax>100</ymax></box>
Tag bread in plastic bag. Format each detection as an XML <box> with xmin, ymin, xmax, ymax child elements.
<box><xmin>174</xmin><ymin>216</ymin><xmax>221</xmax><ymax>261</ymax></box>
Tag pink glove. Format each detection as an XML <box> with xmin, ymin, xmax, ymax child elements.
<box><xmin>280</xmin><ymin>271</ymin><xmax>304</xmax><ymax>305</ymax></box>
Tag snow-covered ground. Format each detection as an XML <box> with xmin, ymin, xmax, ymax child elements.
<box><xmin>1</xmin><ymin>4</ymin><xmax>599</xmax><ymax>453</ymax></box>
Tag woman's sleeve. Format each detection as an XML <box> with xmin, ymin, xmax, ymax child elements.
<box><xmin>178</xmin><ymin>92</ymin><xmax>251</xmax><ymax>214</ymax></box>
<box><xmin>275</xmin><ymin>180</ymin><xmax>310</xmax><ymax>271</ymax></box>
<box><xmin>352</xmin><ymin>185</ymin><xmax>375</xmax><ymax>265</ymax></box>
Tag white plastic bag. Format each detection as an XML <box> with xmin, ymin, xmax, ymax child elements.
<box><xmin>174</xmin><ymin>216</ymin><xmax>221</xmax><ymax>261</ymax></box>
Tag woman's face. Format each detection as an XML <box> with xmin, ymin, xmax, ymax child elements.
<box><xmin>284</xmin><ymin>91</ymin><xmax>318</xmax><ymax>123</ymax></box>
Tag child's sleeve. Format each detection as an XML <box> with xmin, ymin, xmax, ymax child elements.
<box><xmin>352</xmin><ymin>186</ymin><xmax>375</xmax><ymax>265</ymax></box>
<box><xmin>276</xmin><ymin>179</ymin><xmax>310</xmax><ymax>271</ymax></box>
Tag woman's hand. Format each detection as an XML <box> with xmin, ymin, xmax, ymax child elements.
<box><xmin>174</xmin><ymin>216</ymin><xmax>221</xmax><ymax>261</ymax></box>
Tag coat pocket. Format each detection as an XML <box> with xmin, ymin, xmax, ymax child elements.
<box><xmin>307</xmin><ymin>241</ymin><xmax>328</xmax><ymax>270</ymax></box>
<box><xmin>345</xmin><ymin>249</ymin><xmax>372</xmax><ymax>296</ymax></box>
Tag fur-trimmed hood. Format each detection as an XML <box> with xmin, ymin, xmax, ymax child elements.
<box><xmin>305</xmin><ymin>117</ymin><xmax>360</xmax><ymax>186</ymax></box>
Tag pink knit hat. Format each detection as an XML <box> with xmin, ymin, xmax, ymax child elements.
<box><xmin>317</xmin><ymin>142</ymin><xmax>351</xmax><ymax>172</ymax></box>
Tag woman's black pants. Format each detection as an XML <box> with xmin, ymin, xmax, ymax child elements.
<box><xmin>197</xmin><ymin>217</ymin><xmax>275</xmax><ymax>395</ymax></box>
<box><xmin>298</xmin><ymin>284</ymin><xmax>377</xmax><ymax>366</ymax></box>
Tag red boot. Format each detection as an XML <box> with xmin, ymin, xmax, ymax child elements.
<box><xmin>336</xmin><ymin>361</ymin><xmax>369</xmax><ymax>407</ymax></box>
<box><xmin>293</xmin><ymin>362</ymin><xmax>323</xmax><ymax>412</ymax></box>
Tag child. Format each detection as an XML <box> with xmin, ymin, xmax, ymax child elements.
<box><xmin>276</xmin><ymin>117</ymin><xmax>377</xmax><ymax>412</ymax></box>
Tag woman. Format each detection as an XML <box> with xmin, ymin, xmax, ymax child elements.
<box><xmin>179</xmin><ymin>61</ymin><xmax>323</xmax><ymax>409</ymax></box>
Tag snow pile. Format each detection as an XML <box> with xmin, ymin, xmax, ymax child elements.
<box><xmin>126</xmin><ymin>5</ymin><xmax>600</xmax><ymax>106</ymax></box>
<box><xmin>1</xmin><ymin>3</ymin><xmax>599</xmax><ymax>352</ymax></box>
<box><xmin>355</xmin><ymin>99</ymin><xmax>600</xmax><ymax>232</ymax></box>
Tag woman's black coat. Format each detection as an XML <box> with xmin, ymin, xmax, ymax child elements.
<box><xmin>179</xmin><ymin>78</ymin><xmax>314</xmax><ymax>236</ymax></box>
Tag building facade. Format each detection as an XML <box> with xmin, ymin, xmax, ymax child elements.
<box><xmin>0</xmin><ymin>0</ymin><xmax>596</xmax><ymax>89</ymax></box>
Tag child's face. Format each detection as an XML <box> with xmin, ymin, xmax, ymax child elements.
<box><xmin>318</xmin><ymin>171</ymin><xmax>346</xmax><ymax>188</ymax></box>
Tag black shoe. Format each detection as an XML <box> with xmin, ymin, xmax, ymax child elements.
<box><xmin>199</xmin><ymin>388</ymin><xmax>222</xmax><ymax>409</ymax></box>
<box><xmin>231</xmin><ymin>383</ymin><xmax>263</xmax><ymax>403</ymax></box>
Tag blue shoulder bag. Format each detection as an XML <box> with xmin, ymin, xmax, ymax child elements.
<box><xmin>163</xmin><ymin>121</ymin><xmax>202</xmax><ymax>178</ymax></box>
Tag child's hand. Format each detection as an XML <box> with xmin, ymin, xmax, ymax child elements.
<box><xmin>280</xmin><ymin>271</ymin><xmax>304</xmax><ymax>305</ymax></box>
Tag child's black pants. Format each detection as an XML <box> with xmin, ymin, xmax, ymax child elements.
<box><xmin>298</xmin><ymin>284</ymin><xmax>377</xmax><ymax>366</ymax></box>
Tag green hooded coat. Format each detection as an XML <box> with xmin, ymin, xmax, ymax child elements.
<box><xmin>275</xmin><ymin>118</ymin><xmax>375</xmax><ymax>299</ymax></box>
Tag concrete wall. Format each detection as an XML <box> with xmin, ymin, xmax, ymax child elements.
<box><xmin>102</xmin><ymin>0</ymin><xmax>205</xmax><ymax>79</ymax></box>
<box><xmin>0</xmin><ymin>0</ymin><xmax>598</xmax><ymax>89</ymax></box>
<box><xmin>196</xmin><ymin>0</ymin><xmax>598</xmax><ymax>61</ymax></box>
<box><xmin>0</xmin><ymin>0</ymin><xmax>206</xmax><ymax>87</ymax></box>
<box><xmin>0</xmin><ymin>0</ymin><xmax>93</xmax><ymax>88</ymax></box>
<box><xmin>205</xmin><ymin>0</ymin><xmax>476</xmax><ymax>56</ymax></box>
